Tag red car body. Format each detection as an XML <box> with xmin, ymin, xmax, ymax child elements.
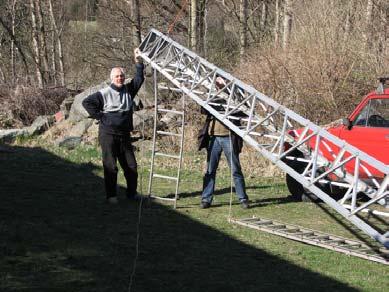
<box><xmin>291</xmin><ymin>88</ymin><xmax>389</xmax><ymax>180</ymax></box>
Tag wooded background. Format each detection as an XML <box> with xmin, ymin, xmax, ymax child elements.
<box><xmin>0</xmin><ymin>0</ymin><xmax>388</xmax><ymax>127</ymax></box>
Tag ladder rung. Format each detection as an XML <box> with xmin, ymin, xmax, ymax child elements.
<box><xmin>157</xmin><ymin>130</ymin><xmax>181</xmax><ymax>137</ymax></box>
<box><xmin>254</xmin><ymin>220</ymin><xmax>273</xmax><ymax>225</ymax></box>
<box><xmin>150</xmin><ymin>195</ymin><xmax>176</xmax><ymax>202</ymax></box>
<box><xmin>294</xmin><ymin>231</ymin><xmax>315</xmax><ymax>237</ymax></box>
<box><xmin>282</xmin><ymin>228</ymin><xmax>301</xmax><ymax>233</ymax></box>
<box><xmin>155</xmin><ymin>152</ymin><xmax>180</xmax><ymax>159</ymax></box>
<box><xmin>268</xmin><ymin>224</ymin><xmax>287</xmax><ymax>229</ymax></box>
<box><xmin>312</xmin><ymin>235</ymin><xmax>330</xmax><ymax>241</ymax></box>
<box><xmin>322</xmin><ymin>239</ymin><xmax>346</xmax><ymax>245</ymax></box>
<box><xmin>153</xmin><ymin>173</ymin><xmax>178</xmax><ymax>181</ymax></box>
<box><xmin>157</xmin><ymin>108</ymin><xmax>184</xmax><ymax>115</ymax></box>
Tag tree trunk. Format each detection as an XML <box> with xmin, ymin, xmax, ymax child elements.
<box><xmin>364</xmin><ymin>0</ymin><xmax>373</xmax><ymax>49</ymax></box>
<box><xmin>35</xmin><ymin>0</ymin><xmax>50</xmax><ymax>84</ymax></box>
<box><xmin>47</xmin><ymin>0</ymin><xmax>65</xmax><ymax>86</ymax></box>
<box><xmin>282</xmin><ymin>0</ymin><xmax>293</xmax><ymax>49</ymax></box>
<box><xmin>239</xmin><ymin>0</ymin><xmax>248</xmax><ymax>59</ymax></box>
<box><xmin>202</xmin><ymin>0</ymin><xmax>209</xmax><ymax>57</ymax></box>
<box><xmin>260</xmin><ymin>1</ymin><xmax>268</xmax><ymax>31</ymax></box>
<box><xmin>10</xmin><ymin>0</ymin><xmax>17</xmax><ymax>85</ymax></box>
<box><xmin>0</xmin><ymin>15</ymin><xmax>29</xmax><ymax>76</ymax></box>
<box><xmin>197</xmin><ymin>0</ymin><xmax>207</xmax><ymax>55</ymax></box>
<box><xmin>190</xmin><ymin>0</ymin><xmax>198</xmax><ymax>51</ymax></box>
<box><xmin>29</xmin><ymin>0</ymin><xmax>43</xmax><ymax>88</ymax></box>
<box><xmin>130</xmin><ymin>0</ymin><xmax>141</xmax><ymax>47</ymax></box>
<box><xmin>274</xmin><ymin>0</ymin><xmax>280</xmax><ymax>46</ymax></box>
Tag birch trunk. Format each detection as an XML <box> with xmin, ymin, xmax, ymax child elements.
<box><xmin>10</xmin><ymin>0</ymin><xmax>17</xmax><ymax>84</ymax></box>
<box><xmin>35</xmin><ymin>0</ymin><xmax>50</xmax><ymax>83</ymax></box>
<box><xmin>364</xmin><ymin>0</ymin><xmax>373</xmax><ymax>48</ymax></box>
<box><xmin>282</xmin><ymin>0</ymin><xmax>293</xmax><ymax>49</ymax></box>
<box><xmin>190</xmin><ymin>0</ymin><xmax>198</xmax><ymax>51</ymax></box>
<box><xmin>274</xmin><ymin>0</ymin><xmax>280</xmax><ymax>46</ymax></box>
<box><xmin>239</xmin><ymin>0</ymin><xmax>248</xmax><ymax>59</ymax></box>
<box><xmin>29</xmin><ymin>0</ymin><xmax>43</xmax><ymax>88</ymax></box>
<box><xmin>130</xmin><ymin>0</ymin><xmax>141</xmax><ymax>47</ymax></box>
<box><xmin>47</xmin><ymin>0</ymin><xmax>65</xmax><ymax>86</ymax></box>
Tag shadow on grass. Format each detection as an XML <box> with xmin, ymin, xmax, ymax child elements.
<box><xmin>170</xmin><ymin>183</ymin><xmax>287</xmax><ymax>200</ymax></box>
<box><xmin>0</xmin><ymin>144</ymin><xmax>357</xmax><ymax>292</ymax></box>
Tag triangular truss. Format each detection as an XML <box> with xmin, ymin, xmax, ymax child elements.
<box><xmin>139</xmin><ymin>29</ymin><xmax>389</xmax><ymax>249</ymax></box>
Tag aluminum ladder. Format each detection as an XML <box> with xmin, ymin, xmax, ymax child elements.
<box><xmin>139</xmin><ymin>29</ymin><xmax>389</xmax><ymax>249</ymax></box>
<box><xmin>147</xmin><ymin>69</ymin><xmax>186</xmax><ymax>209</ymax></box>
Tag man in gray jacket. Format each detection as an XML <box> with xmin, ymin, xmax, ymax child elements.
<box><xmin>82</xmin><ymin>48</ymin><xmax>144</xmax><ymax>204</ymax></box>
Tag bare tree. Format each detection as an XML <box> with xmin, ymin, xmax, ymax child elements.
<box><xmin>239</xmin><ymin>0</ymin><xmax>248</xmax><ymax>58</ymax></box>
<box><xmin>131</xmin><ymin>0</ymin><xmax>141</xmax><ymax>46</ymax></box>
<box><xmin>35</xmin><ymin>0</ymin><xmax>50</xmax><ymax>83</ymax></box>
<box><xmin>190</xmin><ymin>0</ymin><xmax>198</xmax><ymax>51</ymax></box>
<box><xmin>282</xmin><ymin>0</ymin><xmax>293</xmax><ymax>49</ymax></box>
<box><xmin>260</xmin><ymin>0</ymin><xmax>268</xmax><ymax>31</ymax></box>
<box><xmin>274</xmin><ymin>0</ymin><xmax>280</xmax><ymax>46</ymax></box>
<box><xmin>364</xmin><ymin>0</ymin><xmax>373</xmax><ymax>48</ymax></box>
<box><xmin>29</xmin><ymin>0</ymin><xmax>43</xmax><ymax>88</ymax></box>
<box><xmin>9</xmin><ymin>0</ymin><xmax>17</xmax><ymax>84</ymax></box>
<box><xmin>47</xmin><ymin>0</ymin><xmax>65</xmax><ymax>86</ymax></box>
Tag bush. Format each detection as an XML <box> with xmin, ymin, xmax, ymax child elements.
<box><xmin>0</xmin><ymin>86</ymin><xmax>69</xmax><ymax>128</ymax></box>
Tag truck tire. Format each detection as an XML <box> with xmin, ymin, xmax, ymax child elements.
<box><xmin>283</xmin><ymin>149</ymin><xmax>307</xmax><ymax>201</ymax></box>
<box><xmin>284</xmin><ymin>149</ymin><xmax>328</xmax><ymax>202</ymax></box>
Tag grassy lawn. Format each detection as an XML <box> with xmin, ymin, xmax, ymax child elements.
<box><xmin>0</xmin><ymin>139</ymin><xmax>388</xmax><ymax>291</ymax></box>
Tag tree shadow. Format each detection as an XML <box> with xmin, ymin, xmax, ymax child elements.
<box><xmin>0</xmin><ymin>144</ymin><xmax>358</xmax><ymax>291</ymax></box>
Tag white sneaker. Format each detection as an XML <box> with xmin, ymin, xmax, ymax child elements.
<box><xmin>107</xmin><ymin>197</ymin><xmax>119</xmax><ymax>204</ymax></box>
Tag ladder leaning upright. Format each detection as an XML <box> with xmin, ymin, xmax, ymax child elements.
<box><xmin>147</xmin><ymin>68</ymin><xmax>186</xmax><ymax>209</ymax></box>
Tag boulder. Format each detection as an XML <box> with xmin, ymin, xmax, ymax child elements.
<box><xmin>68</xmin><ymin>80</ymin><xmax>109</xmax><ymax>122</ymax></box>
<box><xmin>68</xmin><ymin>119</ymin><xmax>93</xmax><ymax>137</ymax></box>
<box><xmin>56</xmin><ymin>136</ymin><xmax>82</xmax><ymax>149</ymax></box>
<box><xmin>26</xmin><ymin>115</ymin><xmax>54</xmax><ymax>136</ymax></box>
<box><xmin>0</xmin><ymin>129</ymin><xmax>27</xmax><ymax>143</ymax></box>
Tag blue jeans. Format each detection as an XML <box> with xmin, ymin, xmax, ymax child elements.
<box><xmin>202</xmin><ymin>136</ymin><xmax>248</xmax><ymax>203</ymax></box>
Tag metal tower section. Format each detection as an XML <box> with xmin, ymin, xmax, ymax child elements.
<box><xmin>139</xmin><ymin>29</ymin><xmax>389</xmax><ymax>248</ymax></box>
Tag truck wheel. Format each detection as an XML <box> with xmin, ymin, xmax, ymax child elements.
<box><xmin>286</xmin><ymin>173</ymin><xmax>305</xmax><ymax>201</ymax></box>
<box><xmin>283</xmin><ymin>150</ymin><xmax>307</xmax><ymax>201</ymax></box>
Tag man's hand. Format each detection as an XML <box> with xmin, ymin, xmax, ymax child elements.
<box><xmin>215</xmin><ymin>76</ymin><xmax>226</xmax><ymax>89</ymax></box>
<box><xmin>134</xmin><ymin>48</ymin><xmax>143</xmax><ymax>63</ymax></box>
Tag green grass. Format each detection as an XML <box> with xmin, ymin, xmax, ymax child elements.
<box><xmin>0</xmin><ymin>139</ymin><xmax>388</xmax><ymax>291</ymax></box>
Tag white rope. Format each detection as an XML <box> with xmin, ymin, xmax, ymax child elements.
<box><xmin>228</xmin><ymin>131</ymin><xmax>234</xmax><ymax>221</ymax></box>
<box><xmin>128</xmin><ymin>110</ymin><xmax>146</xmax><ymax>292</ymax></box>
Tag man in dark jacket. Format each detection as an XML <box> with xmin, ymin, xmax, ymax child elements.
<box><xmin>82</xmin><ymin>48</ymin><xmax>144</xmax><ymax>204</ymax></box>
<box><xmin>198</xmin><ymin>77</ymin><xmax>249</xmax><ymax>209</ymax></box>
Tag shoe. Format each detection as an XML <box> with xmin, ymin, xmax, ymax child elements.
<box><xmin>240</xmin><ymin>200</ymin><xmax>249</xmax><ymax>209</ymax></box>
<box><xmin>127</xmin><ymin>192</ymin><xmax>141</xmax><ymax>200</ymax></box>
<box><xmin>107</xmin><ymin>197</ymin><xmax>118</xmax><ymax>204</ymax></box>
<box><xmin>200</xmin><ymin>201</ymin><xmax>211</xmax><ymax>209</ymax></box>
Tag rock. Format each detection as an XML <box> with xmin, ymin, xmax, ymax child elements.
<box><xmin>56</xmin><ymin>136</ymin><xmax>82</xmax><ymax>149</ymax></box>
<box><xmin>133</xmin><ymin>108</ymin><xmax>154</xmax><ymax>130</ymax></box>
<box><xmin>84</xmin><ymin>121</ymin><xmax>99</xmax><ymax>144</ymax></box>
<box><xmin>26</xmin><ymin>115</ymin><xmax>53</xmax><ymax>136</ymax></box>
<box><xmin>0</xmin><ymin>129</ymin><xmax>27</xmax><ymax>143</ymax></box>
<box><xmin>68</xmin><ymin>80</ymin><xmax>109</xmax><ymax>122</ymax></box>
<box><xmin>68</xmin><ymin>119</ymin><xmax>93</xmax><ymax>137</ymax></box>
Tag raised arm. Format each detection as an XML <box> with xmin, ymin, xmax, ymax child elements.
<box><xmin>127</xmin><ymin>48</ymin><xmax>145</xmax><ymax>97</ymax></box>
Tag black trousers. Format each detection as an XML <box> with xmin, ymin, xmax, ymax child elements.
<box><xmin>99</xmin><ymin>132</ymin><xmax>138</xmax><ymax>198</ymax></box>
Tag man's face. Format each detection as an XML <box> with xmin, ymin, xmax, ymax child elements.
<box><xmin>112</xmin><ymin>68</ymin><xmax>125</xmax><ymax>88</ymax></box>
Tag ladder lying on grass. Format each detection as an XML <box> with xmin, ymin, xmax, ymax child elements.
<box><xmin>231</xmin><ymin>217</ymin><xmax>389</xmax><ymax>265</ymax></box>
<box><xmin>139</xmin><ymin>29</ymin><xmax>389</xmax><ymax>252</ymax></box>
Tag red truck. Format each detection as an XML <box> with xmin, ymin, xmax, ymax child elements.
<box><xmin>285</xmin><ymin>78</ymin><xmax>389</xmax><ymax>201</ymax></box>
